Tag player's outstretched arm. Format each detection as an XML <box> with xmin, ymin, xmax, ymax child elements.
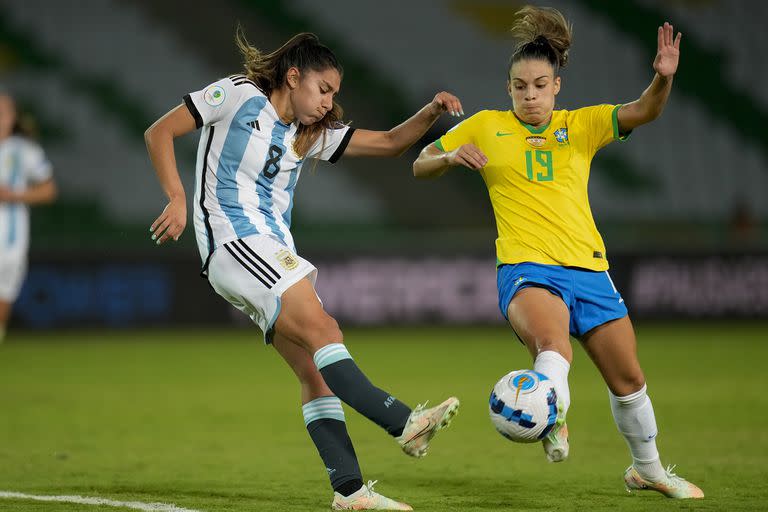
<box><xmin>343</xmin><ymin>91</ymin><xmax>463</xmax><ymax>158</ymax></box>
<box><xmin>0</xmin><ymin>178</ymin><xmax>57</xmax><ymax>205</ymax></box>
<box><xmin>144</xmin><ymin>104</ymin><xmax>197</xmax><ymax>245</ymax></box>
<box><xmin>617</xmin><ymin>22</ymin><xmax>681</xmax><ymax>133</ymax></box>
<box><xmin>413</xmin><ymin>142</ymin><xmax>488</xmax><ymax>179</ymax></box>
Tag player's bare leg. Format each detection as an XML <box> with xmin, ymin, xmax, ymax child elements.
<box><xmin>0</xmin><ymin>300</ymin><xmax>11</xmax><ymax>343</ymax></box>
<box><xmin>581</xmin><ymin>317</ymin><xmax>703</xmax><ymax>498</ymax></box>
<box><xmin>507</xmin><ymin>287</ymin><xmax>571</xmax><ymax>462</ymax></box>
<box><xmin>275</xmin><ymin>278</ymin><xmax>458</xmax><ymax>457</ymax></box>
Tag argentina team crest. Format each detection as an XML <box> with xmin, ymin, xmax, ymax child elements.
<box><xmin>275</xmin><ymin>249</ymin><xmax>299</xmax><ymax>271</ymax></box>
<box><xmin>554</xmin><ymin>127</ymin><xmax>569</xmax><ymax>144</ymax></box>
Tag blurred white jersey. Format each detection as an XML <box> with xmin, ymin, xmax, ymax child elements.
<box><xmin>0</xmin><ymin>136</ymin><xmax>52</xmax><ymax>256</ymax></box>
<box><xmin>184</xmin><ymin>75</ymin><xmax>354</xmax><ymax>270</ymax></box>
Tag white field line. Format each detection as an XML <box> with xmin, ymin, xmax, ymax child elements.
<box><xmin>0</xmin><ymin>491</ymin><xmax>204</xmax><ymax>512</ymax></box>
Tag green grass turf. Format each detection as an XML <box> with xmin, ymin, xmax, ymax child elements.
<box><xmin>0</xmin><ymin>323</ymin><xmax>766</xmax><ymax>511</ymax></box>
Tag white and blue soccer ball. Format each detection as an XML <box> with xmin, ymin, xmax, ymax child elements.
<box><xmin>489</xmin><ymin>369</ymin><xmax>558</xmax><ymax>443</ymax></box>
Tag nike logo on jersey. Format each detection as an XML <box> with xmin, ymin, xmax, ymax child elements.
<box><xmin>496</xmin><ymin>131</ymin><xmax>514</xmax><ymax>137</ymax></box>
<box><xmin>247</xmin><ymin>120</ymin><xmax>260</xmax><ymax>131</ymax></box>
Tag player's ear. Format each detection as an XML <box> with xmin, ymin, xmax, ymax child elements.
<box><xmin>553</xmin><ymin>76</ymin><xmax>561</xmax><ymax>96</ymax></box>
<box><xmin>506</xmin><ymin>79</ymin><xmax>513</xmax><ymax>99</ymax></box>
<box><xmin>286</xmin><ymin>66</ymin><xmax>301</xmax><ymax>89</ymax></box>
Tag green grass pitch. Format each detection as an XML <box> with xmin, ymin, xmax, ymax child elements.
<box><xmin>0</xmin><ymin>323</ymin><xmax>766</xmax><ymax>511</ymax></box>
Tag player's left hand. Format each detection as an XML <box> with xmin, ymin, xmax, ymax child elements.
<box><xmin>653</xmin><ymin>22</ymin><xmax>681</xmax><ymax>78</ymax></box>
<box><xmin>430</xmin><ymin>91</ymin><xmax>464</xmax><ymax>118</ymax></box>
<box><xmin>0</xmin><ymin>186</ymin><xmax>16</xmax><ymax>203</ymax></box>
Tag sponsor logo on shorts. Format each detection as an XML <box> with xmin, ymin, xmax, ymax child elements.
<box><xmin>275</xmin><ymin>249</ymin><xmax>299</xmax><ymax>271</ymax></box>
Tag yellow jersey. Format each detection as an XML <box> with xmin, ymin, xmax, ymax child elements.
<box><xmin>436</xmin><ymin>105</ymin><xmax>627</xmax><ymax>271</ymax></box>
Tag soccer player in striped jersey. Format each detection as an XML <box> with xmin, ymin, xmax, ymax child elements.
<box><xmin>145</xmin><ymin>31</ymin><xmax>461</xmax><ymax>510</ymax></box>
<box><xmin>0</xmin><ymin>94</ymin><xmax>57</xmax><ymax>343</ymax></box>
<box><xmin>414</xmin><ymin>5</ymin><xmax>703</xmax><ymax>500</ymax></box>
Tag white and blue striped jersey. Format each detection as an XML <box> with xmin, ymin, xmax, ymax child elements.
<box><xmin>183</xmin><ymin>75</ymin><xmax>355</xmax><ymax>268</ymax></box>
<box><xmin>0</xmin><ymin>136</ymin><xmax>52</xmax><ymax>254</ymax></box>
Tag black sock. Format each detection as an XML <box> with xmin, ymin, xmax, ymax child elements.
<box><xmin>317</xmin><ymin>357</ymin><xmax>411</xmax><ymax>437</ymax></box>
<box><xmin>335</xmin><ymin>478</ymin><xmax>365</xmax><ymax>497</ymax></box>
<box><xmin>303</xmin><ymin>397</ymin><xmax>364</xmax><ymax>492</ymax></box>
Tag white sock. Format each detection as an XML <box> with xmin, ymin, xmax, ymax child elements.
<box><xmin>534</xmin><ymin>350</ymin><xmax>571</xmax><ymax>414</ymax></box>
<box><xmin>609</xmin><ymin>384</ymin><xmax>665</xmax><ymax>481</ymax></box>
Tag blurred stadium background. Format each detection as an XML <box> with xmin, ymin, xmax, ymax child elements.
<box><xmin>2</xmin><ymin>0</ymin><xmax>767</xmax><ymax>329</ymax></box>
<box><xmin>1</xmin><ymin>1</ymin><xmax>767</xmax><ymax>510</ymax></box>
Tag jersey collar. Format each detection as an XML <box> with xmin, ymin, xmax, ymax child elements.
<box><xmin>512</xmin><ymin>112</ymin><xmax>552</xmax><ymax>134</ymax></box>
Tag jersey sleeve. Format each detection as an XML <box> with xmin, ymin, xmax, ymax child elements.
<box><xmin>183</xmin><ymin>77</ymin><xmax>244</xmax><ymax>129</ymax></box>
<box><xmin>23</xmin><ymin>141</ymin><xmax>53</xmax><ymax>183</ymax></box>
<box><xmin>434</xmin><ymin>112</ymin><xmax>485</xmax><ymax>152</ymax></box>
<box><xmin>575</xmin><ymin>104</ymin><xmax>630</xmax><ymax>154</ymax></box>
<box><xmin>305</xmin><ymin>125</ymin><xmax>356</xmax><ymax>163</ymax></box>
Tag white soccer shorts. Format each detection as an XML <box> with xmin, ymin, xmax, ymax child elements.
<box><xmin>0</xmin><ymin>250</ymin><xmax>27</xmax><ymax>302</ymax></box>
<box><xmin>207</xmin><ymin>234</ymin><xmax>316</xmax><ymax>343</ymax></box>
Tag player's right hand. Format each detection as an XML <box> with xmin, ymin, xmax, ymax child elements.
<box><xmin>150</xmin><ymin>197</ymin><xmax>186</xmax><ymax>245</ymax></box>
<box><xmin>447</xmin><ymin>144</ymin><xmax>488</xmax><ymax>170</ymax></box>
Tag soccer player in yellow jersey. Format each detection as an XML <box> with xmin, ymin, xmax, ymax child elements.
<box><xmin>414</xmin><ymin>5</ymin><xmax>704</xmax><ymax>500</ymax></box>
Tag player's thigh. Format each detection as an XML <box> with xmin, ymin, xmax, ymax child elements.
<box><xmin>274</xmin><ymin>277</ymin><xmax>343</xmax><ymax>351</ymax></box>
<box><xmin>208</xmin><ymin>235</ymin><xmax>320</xmax><ymax>344</ymax></box>
<box><xmin>0</xmin><ymin>252</ymin><xmax>26</xmax><ymax>311</ymax></box>
<box><xmin>579</xmin><ymin>315</ymin><xmax>645</xmax><ymax>396</ymax></box>
<box><xmin>272</xmin><ymin>332</ymin><xmax>333</xmax><ymax>403</ymax></box>
<box><xmin>507</xmin><ymin>286</ymin><xmax>572</xmax><ymax>361</ymax></box>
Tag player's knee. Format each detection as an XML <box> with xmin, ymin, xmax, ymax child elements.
<box><xmin>297</xmin><ymin>312</ymin><xmax>343</xmax><ymax>348</ymax></box>
<box><xmin>614</xmin><ymin>372</ymin><xmax>646</xmax><ymax>396</ymax></box>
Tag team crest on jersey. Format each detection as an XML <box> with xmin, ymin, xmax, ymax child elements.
<box><xmin>554</xmin><ymin>128</ymin><xmax>569</xmax><ymax>144</ymax></box>
<box><xmin>275</xmin><ymin>250</ymin><xmax>299</xmax><ymax>271</ymax></box>
<box><xmin>204</xmin><ymin>85</ymin><xmax>226</xmax><ymax>107</ymax></box>
<box><xmin>525</xmin><ymin>136</ymin><xmax>546</xmax><ymax>147</ymax></box>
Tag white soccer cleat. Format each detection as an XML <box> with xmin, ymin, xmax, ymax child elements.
<box><xmin>397</xmin><ymin>397</ymin><xmax>460</xmax><ymax>458</ymax></box>
<box><xmin>542</xmin><ymin>400</ymin><xmax>568</xmax><ymax>462</ymax></box>
<box><xmin>624</xmin><ymin>464</ymin><xmax>704</xmax><ymax>499</ymax></box>
<box><xmin>542</xmin><ymin>421</ymin><xmax>569</xmax><ymax>462</ymax></box>
<box><xmin>331</xmin><ymin>480</ymin><xmax>413</xmax><ymax>510</ymax></box>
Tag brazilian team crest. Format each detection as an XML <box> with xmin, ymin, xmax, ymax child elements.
<box><xmin>554</xmin><ymin>127</ymin><xmax>569</xmax><ymax>144</ymax></box>
<box><xmin>525</xmin><ymin>136</ymin><xmax>546</xmax><ymax>147</ymax></box>
<box><xmin>275</xmin><ymin>250</ymin><xmax>299</xmax><ymax>271</ymax></box>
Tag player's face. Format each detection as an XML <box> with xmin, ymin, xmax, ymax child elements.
<box><xmin>508</xmin><ymin>59</ymin><xmax>561</xmax><ymax>127</ymax></box>
<box><xmin>291</xmin><ymin>67</ymin><xmax>341</xmax><ymax>125</ymax></box>
<box><xmin>0</xmin><ymin>95</ymin><xmax>16</xmax><ymax>139</ymax></box>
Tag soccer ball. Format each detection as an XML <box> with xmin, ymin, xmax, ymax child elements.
<box><xmin>488</xmin><ymin>369</ymin><xmax>558</xmax><ymax>443</ymax></box>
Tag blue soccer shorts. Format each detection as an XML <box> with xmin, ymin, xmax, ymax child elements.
<box><xmin>497</xmin><ymin>262</ymin><xmax>628</xmax><ymax>338</ymax></box>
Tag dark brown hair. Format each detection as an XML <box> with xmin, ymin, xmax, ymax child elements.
<box><xmin>236</xmin><ymin>29</ymin><xmax>345</xmax><ymax>158</ymax></box>
<box><xmin>509</xmin><ymin>6</ymin><xmax>573</xmax><ymax>76</ymax></box>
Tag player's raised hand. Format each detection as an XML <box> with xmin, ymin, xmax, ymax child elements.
<box><xmin>653</xmin><ymin>22</ymin><xmax>681</xmax><ymax>78</ymax></box>
<box><xmin>430</xmin><ymin>91</ymin><xmax>464</xmax><ymax>117</ymax></box>
<box><xmin>150</xmin><ymin>197</ymin><xmax>186</xmax><ymax>245</ymax></box>
<box><xmin>447</xmin><ymin>143</ymin><xmax>488</xmax><ymax>170</ymax></box>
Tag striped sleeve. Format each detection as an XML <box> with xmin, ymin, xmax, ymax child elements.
<box><xmin>306</xmin><ymin>125</ymin><xmax>356</xmax><ymax>163</ymax></box>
